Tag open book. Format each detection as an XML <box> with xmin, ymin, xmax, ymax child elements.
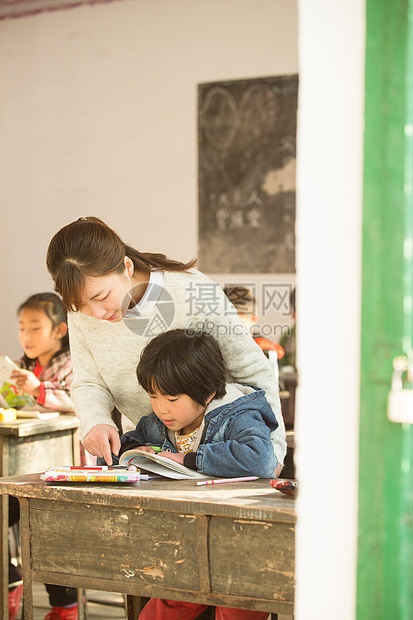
<box><xmin>119</xmin><ymin>448</ymin><xmax>208</xmax><ymax>480</ymax></box>
<box><xmin>0</xmin><ymin>356</ymin><xmax>35</xmax><ymax>409</ymax></box>
<box><xmin>16</xmin><ymin>410</ymin><xmax>59</xmax><ymax>420</ymax></box>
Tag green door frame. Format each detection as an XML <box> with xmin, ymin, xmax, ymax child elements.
<box><xmin>357</xmin><ymin>1</ymin><xmax>413</xmax><ymax>618</ymax></box>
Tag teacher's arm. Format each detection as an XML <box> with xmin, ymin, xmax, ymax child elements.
<box><xmin>68</xmin><ymin>313</ymin><xmax>119</xmax><ymax>461</ymax></box>
<box><xmin>82</xmin><ymin>424</ymin><xmax>121</xmax><ymax>465</ymax></box>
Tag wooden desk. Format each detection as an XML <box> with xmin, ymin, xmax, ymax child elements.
<box><xmin>0</xmin><ymin>415</ymin><xmax>80</xmax><ymax>620</ymax></box>
<box><xmin>0</xmin><ymin>474</ymin><xmax>295</xmax><ymax>619</ymax></box>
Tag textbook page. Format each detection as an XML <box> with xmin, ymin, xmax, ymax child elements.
<box><xmin>0</xmin><ymin>356</ymin><xmax>35</xmax><ymax>408</ymax></box>
<box><xmin>119</xmin><ymin>448</ymin><xmax>208</xmax><ymax>480</ymax></box>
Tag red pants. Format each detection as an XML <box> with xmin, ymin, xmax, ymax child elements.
<box><xmin>139</xmin><ymin>598</ymin><xmax>269</xmax><ymax>619</ymax></box>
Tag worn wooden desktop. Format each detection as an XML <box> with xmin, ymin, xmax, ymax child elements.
<box><xmin>0</xmin><ymin>474</ymin><xmax>295</xmax><ymax>619</ymax></box>
<box><xmin>0</xmin><ymin>415</ymin><xmax>80</xmax><ymax>620</ymax></box>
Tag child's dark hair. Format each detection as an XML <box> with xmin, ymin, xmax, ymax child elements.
<box><xmin>18</xmin><ymin>292</ymin><xmax>69</xmax><ymax>349</ymax></box>
<box><xmin>137</xmin><ymin>329</ymin><xmax>226</xmax><ymax>406</ymax></box>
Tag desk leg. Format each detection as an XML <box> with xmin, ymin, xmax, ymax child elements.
<box><xmin>20</xmin><ymin>498</ymin><xmax>33</xmax><ymax>620</ymax></box>
<box><xmin>127</xmin><ymin>595</ymin><xmax>144</xmax><ymax>619</ymax></box>
<box><xmin>1</xmin><ymin>494</ymin><xmax>9</xmax><ymax>620</ymax></box>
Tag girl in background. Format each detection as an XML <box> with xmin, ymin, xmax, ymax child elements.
<box><xmin>9</xmin><ymin>292</ymin><xmax>78</xmax><ymax>620</ymax></box>
<box><xmin>12</xmin><ymin>292</ymin><xmax>73</xmax><ymax>413</ymax></box>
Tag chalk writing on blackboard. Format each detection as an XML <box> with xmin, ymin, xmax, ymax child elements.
<box><xmin>198</xmin><ymin>75</ymin><xmax>298</xmax><ymax>273</ymax></box>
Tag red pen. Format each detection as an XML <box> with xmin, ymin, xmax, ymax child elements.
<box><xmin>45</xmin><ymin>466</ymin><xmax>132</xmax><ymax>472</ymax></box>
<box><xmin>56</xmin><ymin>466</ymin><xmax>107</xmax><ymax>470</ymax></box>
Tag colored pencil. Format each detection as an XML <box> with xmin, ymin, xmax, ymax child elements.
<box><xmin>196</xmin><ymin>476</ymin><xmax>259</xmax><ymax>486</ymax></box>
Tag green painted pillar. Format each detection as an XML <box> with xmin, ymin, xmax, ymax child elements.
<box><xmin>357</xmin><ymin>1</ymin><xmax>413</xmax><ymax>618</ymax></box>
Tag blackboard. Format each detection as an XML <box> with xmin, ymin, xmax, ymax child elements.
<box><xmin>198</xmin><ymin>75</ymin><xmax>298</xmax><ymax>273</ymax></box>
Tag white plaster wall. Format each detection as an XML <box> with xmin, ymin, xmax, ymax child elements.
<box><xmin>295</xmin><ymin>1</ymin><xmax>364</xmax><ymax>618</ymax></box>
<box><xmin>0</xmin><ymin>0</ymin><xmax>298</xmax><ymax>358</ymax></box>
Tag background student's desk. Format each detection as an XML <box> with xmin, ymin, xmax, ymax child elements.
<box><xmin>0</xmin><ymin>474</ymin><xmax>295</xmax><ymax>619</ymax></box>
<box><xmin>0</xmin><ymin>415</ymin><xmax>80</xmax><ymax>620</ymax></box>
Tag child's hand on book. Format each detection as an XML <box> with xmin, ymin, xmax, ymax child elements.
<box><xmin>10</xmin><ymin>368</ymin><xmax>41</xmax><ymax>397</ymax></box>
<box><xmin>136</xmin><ymin>446</ymin><xmax>158</xmax><ymax>454</ymax></box>
<box><xmin>160</xmin><ymin>452</ymin><xmax>186</xmax><ymax>465</ymax></box>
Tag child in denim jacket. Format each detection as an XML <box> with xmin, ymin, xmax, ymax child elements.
<box><xmin>120</xmin><ymin>328</ymin><xmax>279</xmax><ymax>479</ymax></box>
<box><xmin>119</xmin><ymin>328</ymin><xmax>278</xmax><ymax>620</ymax></box>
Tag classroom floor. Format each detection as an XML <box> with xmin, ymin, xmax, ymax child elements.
<box><xmin>29</xmin><ymin>583</ymin><xmax>127</xmax><ymax>619</ymax></box>
<box><xmin>23</xmin><ymin>584</ymin><xmax>293</xmax><ymax>619</ymax></box>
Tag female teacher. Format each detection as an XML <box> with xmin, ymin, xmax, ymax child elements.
<box><xmin>46</xmin><ymin>216</ymin><xmax>285</xmax><ymax>474</ymax></box>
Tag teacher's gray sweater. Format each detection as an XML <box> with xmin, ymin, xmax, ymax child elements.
<box><xmin>68</xmin><ymin>269</ymin><xmax>286</xmax><ymax>466</ymax></box>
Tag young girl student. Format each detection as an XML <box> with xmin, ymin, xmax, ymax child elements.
<box><xmin>45</xmin><ymin>217</ymin><xmax>286</xmax><ymax>474</ymax></box>
<box><xmin>120</xmin><ymin>328</ymin><xmax>275</xmax><ymax>619</ymax></box>
<box><xmin>12</xmin><ymin>293</ymin><xmax>74</xmax><ymax>413</ymax></box>
<box><xmin>9</xmin><ymin>292</ymin><xmax>78</xmax><ymax>620</ymax></box>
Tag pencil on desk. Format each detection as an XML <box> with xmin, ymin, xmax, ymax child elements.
<box><xmin>196</xmin><ymin>476</ymin><xmax>259</xmax><ymax>486</ymax></box>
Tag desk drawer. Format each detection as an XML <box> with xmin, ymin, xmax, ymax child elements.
<box><xmin>29</xmin><ymin>499</ymin><xmax>202</xmax><ymax>591</ymax></box>
<box><xmin>209</xmin><ymin>515</ymin><xmax>294</xmax><ymax>603</ymax></box>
